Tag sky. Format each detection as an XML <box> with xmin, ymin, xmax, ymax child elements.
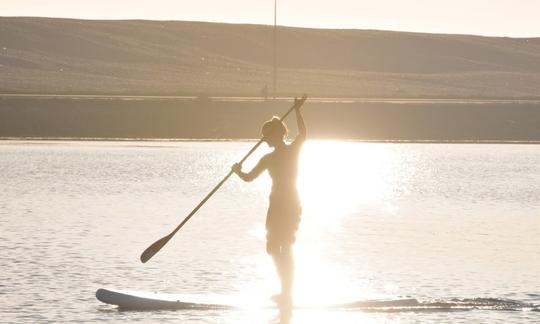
<box><xmin>1</xmin><ymin>0</ymin><xmax>539</xmax><ymax>37</ymax></box>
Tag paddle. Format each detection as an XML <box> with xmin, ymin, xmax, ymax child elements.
<box><xmin>140</xmin><ymin>95</ymin><xmax>308</xmax><ymax>263</ymax></box>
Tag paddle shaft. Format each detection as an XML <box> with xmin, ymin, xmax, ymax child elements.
<box><xmin>140</xmin><ymin>97</ymin><xmax>306</xmax><ymax>263</ymax></box>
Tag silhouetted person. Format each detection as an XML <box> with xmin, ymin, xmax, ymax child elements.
<box><xmin>261</xmin><ymin>84</ymin><xmax>269</xmax><ymax>100</ymax></box>
<box><xmin>232</xmin><ymin>98</ymin><xmax>306</xmax><ymax>308</ymax></box>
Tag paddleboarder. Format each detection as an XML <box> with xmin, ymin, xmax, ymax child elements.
<box><xmin>232</xmin><ymin>97</ymin><xmax>306</xmax><ymax>307</ymax></box>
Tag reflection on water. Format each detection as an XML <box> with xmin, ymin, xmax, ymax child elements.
<box><xmin>1</xmin><ymin>140</ymin><xmax>539</xmax><ymax>323</ymax></box>
<box><xmin>296</xmin><ymin>142</ymin><xmax>404</xmax><ymax>304</ymax></box>
<box><xmin>300</xmin><ymin>141</ymin><xmax>397</xmax><ymax>216</ymax></box>
<box><xmin>234</xmin><ymin>140</ymin><xmax>540</xmax><ymax>322</ymax></box>
<box><xmin>236</xmin><ymin>141</ymin><xmax>404</xmax><ymax>306</ymax></box>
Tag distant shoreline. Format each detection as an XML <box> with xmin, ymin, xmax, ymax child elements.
<box><xmin>2</xmin><ymin>93</ymin><xmax>540</xmax><ymax>104</ymax></box>
<box><xmin>2</xmin><ymin>137</ymin><xmax>540</xmax><ymax>145</ymax></box>
<box><xmin>3</xmin><ymin>97</ymin><xmax>540</xmax><ymax>141</ymax></box>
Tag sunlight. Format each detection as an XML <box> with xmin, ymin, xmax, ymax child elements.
<box><xmin>298</xmin><ymin>140</ymin><xmax>394</xmax><ymax>224</ymax></box>
<box><xmin>239</xmin><ymin>141</ymin><xmax>405</xmax><ymax>307</ymax></box>
<box><xmin>293</xmin><ymin>141</ymin><xmax>398</xmax><ymax>305</ymax></box>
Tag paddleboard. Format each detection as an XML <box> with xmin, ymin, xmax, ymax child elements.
<box><xmin>96</xmin><ymin>289</ymin><xmax>539</xmax><ymax>312</ymax></box>
<box><xmin>96</xmin><ymin>288</ymin><xmax>422</xmax><ymax>311</ymax></box>
<box><xmin>96</xmin><ymin>288</ymin><xmax>235</xmax><ymax>310</ymax></box>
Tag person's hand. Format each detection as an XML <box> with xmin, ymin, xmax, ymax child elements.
<box><xmin>294</xmin><ymin>94</ymin><xmax>307</xmax><ymax>109</ymax></box>
<box><xmin>231</xmin><ymin>163</ymin><xmax>242</xmax><ymax>174</ymax></box>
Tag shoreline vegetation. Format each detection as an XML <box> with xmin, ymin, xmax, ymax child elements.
<box><xmin>2</xmin><ymin>93</ymin><xmax>540</xmax><ymax>102</ymax></box>
<box><xmin>2</xmin><ymin>96</ymin><xmax>540</xmax><ymax>141</ymax></box>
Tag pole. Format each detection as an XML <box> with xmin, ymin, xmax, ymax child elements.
<box><xmin>273</xmin><ymin>0</ymin><xmax>277</xmax><ymax>99</ymax></box>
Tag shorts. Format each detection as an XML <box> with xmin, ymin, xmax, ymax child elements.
<box><xmin>265</xmin><ymin>198</ymin><xmax>301</xmax><ymax>254</ymax></box>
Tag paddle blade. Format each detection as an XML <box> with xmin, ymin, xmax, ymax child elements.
<box><xmin>140</xmin><ymin>234</ymin><xmax>172</xmax><ymax>263</ymax></box>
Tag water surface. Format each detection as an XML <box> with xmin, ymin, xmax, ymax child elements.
<box><xmin>1</xmin><ymin>140</ymin><xmax>539</xmax><ymax>323</ymax></box>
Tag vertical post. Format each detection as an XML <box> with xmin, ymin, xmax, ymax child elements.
<box><xmin>273</xmin><ymin>0</ymin><xmax>277</xmax><ymax>99</ymax></box>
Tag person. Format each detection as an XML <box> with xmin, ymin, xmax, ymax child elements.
<box><xmin>232</xmin><ymin>98</ymin><xmax>306</xmax><ymax>307</ymax></box>
<box><xmin>261</xmin><ymin>84</ymin><xmax>269</xmax><ymax>100</ymax></box>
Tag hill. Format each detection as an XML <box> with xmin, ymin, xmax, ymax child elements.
<box><xmin>1</xmin><ymin>17</ymin><xmax>540</xmax><ymax>98</ymax></box>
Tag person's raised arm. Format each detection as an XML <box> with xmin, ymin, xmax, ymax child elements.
<box><xmin>232</xmin><ymin>156</ymin><xmax>268</xmax><ymax>182</ymax></box>
<box><xmin>294</xmin><ymin>97</ymin><xmax>306</xmax><ymax>144</ymax></box>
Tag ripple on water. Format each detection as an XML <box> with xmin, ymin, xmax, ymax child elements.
<box><xmin>1</xmin><ymin>141</ymin><xmax>539</xmax><ymax>323</ymax></box>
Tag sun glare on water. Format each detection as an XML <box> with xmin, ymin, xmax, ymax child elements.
<box><xmin>298</xmin><ymin>140</ymin><xmax>393</xmax><ymax>220</ymax></box>
<box><xmin>293</xmin><ymin>141</ymin><xmax>397</xmax><ymax>304</ymax></box>
<box><xmin>238</xmin><ymin>141</ymin><xmax>404</xmax><ymax>310</ymax></box>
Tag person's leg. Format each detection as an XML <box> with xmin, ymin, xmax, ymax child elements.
<box><xmin>271</xmin><ymin>250</ymin><xmax>285</xmax><ymax>292</ymax></box>
<box><xmin>269</xmin><ymin>244</ymin><xmax>289</xmax><ymax>298</ymax></box>
<box><xmin>267</xmin><ymin>232</ymin><xmax>285</xmax><ymax>295</ymax></box>
<box><xmin>271</xmin><ymin>246</ymin><xmax>294</xmax><ymax>299</ymax></box>
<box><xmin>267</xmin><ymin>222</ymin><xmax>296</xmax><ymax>305</ymax></box>
<box><xmin>280</xmin><ymin>246</ymin><xmax>294</xmax><ymax>299</ymax></box>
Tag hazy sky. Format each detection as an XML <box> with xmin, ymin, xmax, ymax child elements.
<box><xmin>2</xmin><ymin>0</ymin><xmax>539</xmax><ymax>37</ymax></box>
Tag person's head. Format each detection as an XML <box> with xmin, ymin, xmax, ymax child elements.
<box><xmin>261</xmin><ymin>116</ymin><xmax>287</xmax><ymax>147</ymax></box>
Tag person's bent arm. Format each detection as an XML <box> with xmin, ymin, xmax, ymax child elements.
<box><xmin>232</xmin><ymin>156</ymin><xmax>267</xmax><ymax>182</ymax></box>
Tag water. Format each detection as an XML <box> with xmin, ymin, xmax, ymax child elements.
<box><xmin>1</xmin><ymin>140</ymin><xmax>539</xmax><ymax>323</ymax></box>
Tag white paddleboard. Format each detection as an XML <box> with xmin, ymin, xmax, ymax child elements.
<box><xmin>96</xmin><ymin>288</ymin><xmax>422</xmax><ymax>311</ymax></box>
<box><xmin>96</xmin><ymin>288</ymin><xmax>236</xmax><ymax>310</ymax></box>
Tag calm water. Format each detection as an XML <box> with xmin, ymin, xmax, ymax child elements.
<box><xmin>1</xmin><ymin>140</ymin><xmax>539</xmax><ymax>323</ymax></box>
